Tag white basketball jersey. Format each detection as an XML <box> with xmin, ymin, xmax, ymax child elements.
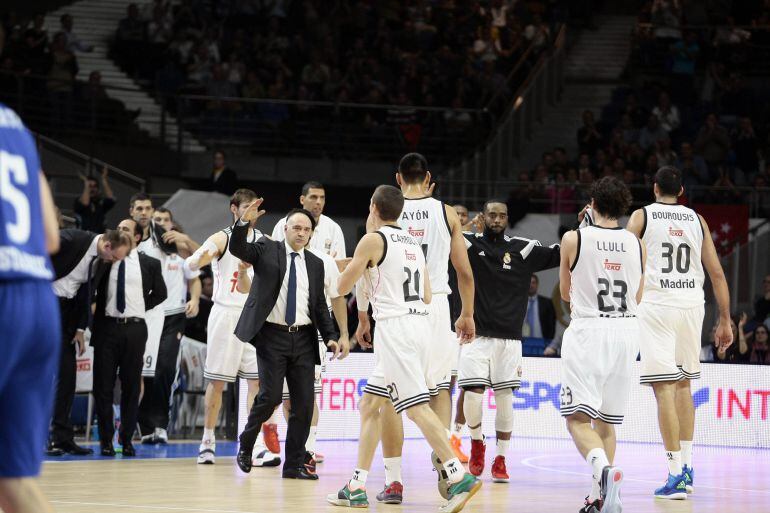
<box><xmin>367</xmin><ymin>225</ymin><xmax>429</xmax><ymax>321</ymax></box>
<box><xmin>211</xmin><ymin>227</ymin><xmax>262</xmax><ymax>308</ymax></box>
<box><xmin>398</xmin><ymin>197</ymin><xmax>451</xmax><ymax>294</ymax></box>
<box><xmin>570</xmin><ymin>226</ymin><xmax>643</xmax><ymax>319</ymax></box>
<box><xmin>641</xmin><ymin>203</ymin><xmax>705</xmax><ymax>308</ymax></box>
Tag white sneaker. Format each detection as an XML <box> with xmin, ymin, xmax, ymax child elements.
<box><xmin>155</xmin><ymin>428</ymin><xmax>168</xmax><ymax>444</ymax></box>
<box><xmin>197</xmin><ymin>440</ymin><xmax>215</xmax><ymax>464</ymax></box>
<box><xmin>252</xmin><ymin>449</ymin><xmax>281</xmax><ymax>467</ymax></box>
<box><xmin>140</xmin><ymin>433</ymin><xmax>155</xmax><ymax>444</ymax></box>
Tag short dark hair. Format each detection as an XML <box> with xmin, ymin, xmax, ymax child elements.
<box><xmin>121</xmin><ymin>218</ymin><xmax>142</xmax><ymax>240</ymax></box>
<box><xmin>482</xmin><ymin>198</ymin><xmax>506</xmax><ymax>213</ymax></box>
<box><xmin>372</xmin><ymin>185</ymin><xmax>404</xmax><ymax>221</ymax></box>
<box><xmin>301</xmin><ymin>181</ymin><xmax>324</xmax><ymax>196</ymax></box>
<box><xmin>397</xmin><ymin>152</ymin><xmax>428</xmax><ymax>184</ymax></box>
<box><xmin>230</xmin><ymin>188</ymin><xmax>258</xmax><ymax>207</ymax></box>
<box><xmin>129</xmin><ymin>192</ymin><xmax>152</xmax><ymax>209</ymax></box>
<box><xmin>654</xmin><ymin>166</ymin><xmax>683</xmax><ymax>196</ymax></box>
<box><xmin>285</xmin><ymin>208</ymin><xmax>316</xmax><ymax>230</ymax></box>
<box><xmin>590</xmin><ymin>177</ymin><xmax>633</xmax><ymax>219</ymax></box>
<box><xmin>155</xmin><ymin>207</ymin><xmax>173</xmax><ymax>221</ymax></box>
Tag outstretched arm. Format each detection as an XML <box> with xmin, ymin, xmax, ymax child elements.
<box><xmin>337</xmin><ymin>233</ymin><xmax>384</xmax><ymax>296</ymax></box>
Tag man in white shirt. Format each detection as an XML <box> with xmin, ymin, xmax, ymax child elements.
<box><xmin>271</xmin><ymin>181</ymin><xmax>346</xmax><ymax>258</ymax></box>
<box><xmin>91</xmin><ymin>219</ymin><xmax>167</xmax><ymax>457</ymax></box>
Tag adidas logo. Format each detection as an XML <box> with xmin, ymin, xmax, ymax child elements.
<box><xmin>478</xmin><ymin>251</ymin><xmax>485</xmax><ymax>256</ymax></box>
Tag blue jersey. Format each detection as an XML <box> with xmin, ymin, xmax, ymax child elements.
<box><xmin>0</xmin><ymin>103</ymin><xmax>53</xmax><ymax>281</ymax></box>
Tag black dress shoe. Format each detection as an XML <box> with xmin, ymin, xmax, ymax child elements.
<box><xmin>45</xmin><ymin>443</ymin><xmax>65</xmax><ymax>456</ymax></box>
<box><xmin>282</xmin><ymin>466</ymin><xmax>319</xmax><ymax>480</ymax></box>
<box><xmin>122</xmin><ymin>443</ymin><xmax>136</xmax><ymax>457</ymax></box>
<box><xmin>52</xmin><ymin>439</ymin><xmax>94</xmax><ymax>455</ymax></box>
<box><xmin>101</xmin><ymin>442</ymin><xmax>116</xmax><ymax>457</ymax></box>
<box><xmin>236</xmin><ymin>449</ymin><xmax>253</xmax><ymax>473</ymax></box>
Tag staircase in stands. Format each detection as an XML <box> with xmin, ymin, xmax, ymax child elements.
<box><xmin>44</xmin><ymin>0</ymin><xmax>205</xmax><ymax>152</ymax></box>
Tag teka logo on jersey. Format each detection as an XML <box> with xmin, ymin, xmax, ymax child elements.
<box><xmin>408</xmin><ymin>227</ymin><xmax>424</xmax><ymax>238</ymax></box>
<box><xmin>405</xmin><ymin>250</ymin><xmax>417</xmax><ymax>261</ymax></box>
<box><xmin>604</xmin><ymin>259</ymin><xmax>622</xmax><ymax>271</ymax></box>
<box><xmin>691</xmin><ymin>387</ymin><xmax>770</xmax><ymax>420</ymax></box>
<box><xmin>668</xmin><ymin>226</ymin><xmax>684</xmax><ymax>237</ymax></box>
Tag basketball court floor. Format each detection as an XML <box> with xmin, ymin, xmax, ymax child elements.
<box><xmin>40</xmin><ymin>438</ymin><xmax>769</xmax><ymax>513</ymax></box>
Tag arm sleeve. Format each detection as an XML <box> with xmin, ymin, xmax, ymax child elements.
<box><xmin>185</xmin><ymin>238</ymin><xmax>219</xmax><ymax>269</ymax></box>
<box><xmin>183</xmin><ymin>258</ymin><xmax>201</xmax><ymax>280</ymax></box>
<box><xmin>229</xmin><ymin>222</ymin><xmax>264</xmax><ymax>264</ymax></box>
<box><xmin>525</xmin><ymin>243</ymin><xmax>562</xmax><ymax>272</ymax></box>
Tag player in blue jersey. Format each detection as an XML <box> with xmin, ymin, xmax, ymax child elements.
<box><xmin>0</xmin><ymin>103</ymin><xmax>61</xmax><ymax>513</ymax></box>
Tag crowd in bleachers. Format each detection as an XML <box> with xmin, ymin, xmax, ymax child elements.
<box><xmin>510</xmin><ymin>0</ymin><xmax>770</xmax><ymax>217</ymax></box>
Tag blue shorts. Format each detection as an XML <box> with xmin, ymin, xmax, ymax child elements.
<box><xmin>0</xmin><ymin>280</ymin><xmax>60</xmax><ymax>478</ymax></box>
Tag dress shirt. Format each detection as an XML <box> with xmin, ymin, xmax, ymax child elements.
<box><xmin>105</xmin><ymin>250</ymin><xmax>146</xmax><ymax>318</ymax></box>
<box><xmin>266</xmin><ymin>244</ymin><xmax>311</xmax><ymax>326</ymax></box>
<box><xmin>525</xmin><ymin>295</ymin><xmax>543</xmax><ymax>338</ymax></box>
<box><xmin>271</xmin><ymin>214</ymin><xmax>346</xmax><ymax>258</ymax></box>
<box><xmin>53</xmin><ymin>235</ymin><xmax>101</xmax><ymax>298</ymax></box>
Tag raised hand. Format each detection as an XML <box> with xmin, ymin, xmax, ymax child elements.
<box><xmin>241</xmin><ymin>198</ymin><xmax>266</xmax><ymax>223</ymax></box>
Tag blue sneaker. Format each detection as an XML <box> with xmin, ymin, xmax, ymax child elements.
<box><xmin>654</xmin><ymin>473</ymin><xmax>688</xmax><ymax>500</ymax></box>
<box><xmin>682</xmin><ymin>465</ymin><xmax>694</xmax><ymax>494</ymax></box>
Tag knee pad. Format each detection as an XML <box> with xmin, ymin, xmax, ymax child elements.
<box><xmin>494</xmin><ymin>388</ymin><xmax>514</xmax><ymax>433</ymax></box>
<box><xmin>463</xmin><ymin>390</ymin><xmax>484</xmax><ymax>427</ymax></box>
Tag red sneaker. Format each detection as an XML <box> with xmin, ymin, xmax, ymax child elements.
<box><xmin>491</xmin><ymin>455</ymin><xmax>510</xmax><ymax>483</ymax></box>
<box><xmin>261</xmin><ymin>423</ymin><xmax>280</xmax><ymax>454</ymax></box>
<box><xmin>450</xmin><ymin>434</ymin><xmax>469</xmax><ymax>464</ymax></box>
<box><xmin>469</xmin><ymin>437</ymin><xmax>486</xmax><ymax>476</ymax></box>
<box><xmin>376</xmin><ymin>481</ymin><xmax>403</xmax><ymax>504</ymax></box>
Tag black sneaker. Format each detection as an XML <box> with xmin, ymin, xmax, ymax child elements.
<box><xmin>579</xmin><ymin>496</ymin><xmax>602</xmax><ymax>513</ymax></box>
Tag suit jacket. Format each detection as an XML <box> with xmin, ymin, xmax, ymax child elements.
<box><xmin>51</xmin><ymin>229</ymin><xmax>98</xmax><ymax>280</ymax></box>
<box><xmin>229</xmin><ymin>222</ymin><xmax>338</xmax><ymax>361</ymax></box>
<box><xmin>90</xmin><ymin>252</ymin><xmax>167</xmax><ymax>346</ymax></box>
<box><xmin>537</xmin><ymin>295</ymin><xmax>556</xmax><ymax>340</ymax></box>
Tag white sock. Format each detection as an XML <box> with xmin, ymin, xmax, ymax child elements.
<box><xmin>306</xmin><ymin>426</ymin><xmax>317</xmax><ymax>453</ymax></box>
<box><xmin>444</xmin><ymin>428</ymin><xmax>451</xmax><ymax>440</ymax></box>
<box><xmin>586</xmin><ymin>448</ymin><xmax>610</xmax><ymax>502</ymax></box>
<box><xmin>451</xmin><ymin>422</ymin><xmax>464</xmax><ymax>436</ymax></box>
<box><xmin>349</xmin><ymin>468</ymin><xmax>368</xmax><ymax>490</ymax></box>
<box><xmin>383</xmin><ymin>457</ymin><xmax>402</xmax><ymax>485</ymax></box>
<box><xmin>463</xmin><ymin>391</ymin><xmax>484</xmax><ymax>440</ymax></box>
<box><xmin>202</xmin><ymin>428</ymin><xmax>215</xmax><ymax>444</ymax></box>
<box><xmin>496</xmin><ymin>438</ymin><xmax>510</xmax><ymax>457</ymax></box>
<box><xmin>666</xmin><ymin>450</ymin><xmax>682</xmax><ymax>476</ymax></box>
<box><xmin>443</xmin><ymin>457</ymin><xmax>464</xmax><ymax>484</ymax></box>
<box><xmin>680</xmin><ymin>441</ymin><xmax>693</xmax><ymax>468</ymax></box>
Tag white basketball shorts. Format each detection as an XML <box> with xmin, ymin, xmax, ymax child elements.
<box><xmin>204</xmin><ymin>303</ymin><xmax>259</xmax><ymax>383</ymax></box>
<box><xmin>638</xmin><ymin>302</ymin><xmax>704</xmax><ymax>385</ymax></box>
<box><xmin>559</xmin><ymin>317</ymin><xmax>639</xmax><ymax>424</ymax></box>
<box><xmin>141</xmin><ymin>306</ymin><xmax>165</xmax><ymax>378</ymax></box>
<box><xmin>457</xmin><ymin>337</ymin><xmax>523</xmax><ymax>390</ymax></box>
<box><xmin>426</xmin><ymin>294</ymin><xmax>459</xmax><ymax>392</ymax></box>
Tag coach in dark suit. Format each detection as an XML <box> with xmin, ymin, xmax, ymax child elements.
<box><xmin>230</xmin><ymin>203</ymin><xmax>338</xmax><ymax>479</ymax></box>
<box><xmin>91</xmin><ymin>218</ymin><xmax>167</xmax><ymax>456</ymax></box>
<box><xmin>525</xmin><ymin>274</ymin><xmax>556</xmax><ymax>339</ymax></box>
<box><xmin>48</xmin><ymin>229</ymin><xmax>132</xmax><ymax>455</ymax></box>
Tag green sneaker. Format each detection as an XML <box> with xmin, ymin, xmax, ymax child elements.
<box><xmin>439</xmin><ymin>473</ymin><xmax>482</xmax><ymax>513</ymax></box>
<box><xmin>326</xmin><ymin>484</ymin><xmax>369</xmax><ymax>508</ymax></box>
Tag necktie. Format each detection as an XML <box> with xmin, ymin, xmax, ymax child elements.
<box><xmin>86</xmin><ymin>256</ymin><xmax>97</xmax><ymax>328</ymax></box>
<box><xmin>527</xmin><ymin>297</ymin><xmax>536</xmax><ymax>336</ymax></box>
<box><xmin>285</xmin><ymin>252</ymin><xmax>298</xmax><ymax>326</ymax></box>
<box><xmin>117</xmin><ymin>260</ymin><xmax>126</xmax><ymax>313</ymax></box>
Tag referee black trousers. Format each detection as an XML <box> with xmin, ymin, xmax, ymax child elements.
<box><xmin>50</xmin><ymin>297</ymin><xmax>80</xmax><ymax>444</ymax></box>
<box><xmin>138</xmin><ymin>312</ymin><xmax>185</xmax><ymax>434</ymax></box>
<box><xmin>92</xmin><ymin>320</ymin><xmax>147</xmax><ymax>443</ymax></box>
<box><xmin>239</xmin><ymin>325</ymin><xmax>316</xmax><ymax>470</ymax></box>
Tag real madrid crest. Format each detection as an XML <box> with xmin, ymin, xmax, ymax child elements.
<box><xmin>502</xmin><ymin>252</ymin><xmax>512</xmax><ymax>270</ymax></box>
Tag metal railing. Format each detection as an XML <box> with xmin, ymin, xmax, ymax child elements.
<box><xmin>444</xmin><ymin>26</ymin><xmax>567</xmax><ymax>203</ymax></box>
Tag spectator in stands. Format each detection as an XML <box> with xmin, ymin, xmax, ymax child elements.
<box><xmin>711</xmin><ymin>315</ymin><xmax>748</xmax><ymax>363</ymax></box>
<box><xmin>619</xmin><ymin>113</ymin><xmax>640</xmax><ymax>145</ymax></box>
<box><xmin>655</xmin><ymin>136</ymin><xmax>677</xmax><ymax>167</ymax></box>
<box><xmin>639</xmin><ymin>114</ymin><xmax>668</xmax><ymax>151</ymax></box>
<box><xmin>755</xmin><ymin>274</ymin><xmax>770</xmax><ymax>324</ymax></box>
<box><xmin>651</xmin><ymin>0</ymin><xmax>682</xmax><ymax>41</ymax></box>
<box><xmin>47</xmin><ymin>31</ymin><xmax>77</xmax><ymax>132</ymax></box>
<box><xmin>676</xmin><ymin>141</ymin><xmax>709</xmax><ymax>186</ymax></box>
<box><xmin>524</xmin><ymin>14</ymin><xmax>551</xmax><ymax>53</ymax></box>
<box><xmin>24</xmin><ymin>14</ymin><xmax>48</xmax><ymax>59</ymax></box>
<box><xmin>577</xmin><ymin>110</ymin><xmax>602</xmax><ymax>155</ymax></box>
<box><xmin>651</xmin><ymin>91</ymin><xmax>680</xmax><ymax>134</ymax></box>
<box><xmin>731</xmin><ymin>116</ymin><xmax>759</xmax><ymax>177</ymax></box>
<box><xmin>669</xmin><ymin>31</ymin><xmax>699</xmax><ymax>102</ymax></box>
<box><xmin>60</xmin><ymin>14</ymin><xmax>92</xmax><ymax>53</ymax></box>
<box><xmin>707</xmin><ymin>165</ymin><xmax>744</xmax><ymax>204</ymax></box>
<box><xmin>115</xmin><ymin>4</ymin><xmax>146</xmax><ymax>76</ymax></box>
<box><xmin>694</xmin><ymin>113</ymin><xmax>731</xmax><ymax>174</ymax></box>
<box><xmin>209</xmin><ymin>149</ymin><xmax>237</xmax><ymax>196</ymax></box>
<box><xmin>749</xmin><ymin>325</ymin><xmax>770</xmax><ymax>364</ymax></box>
<box><xmin>523</xmin><ymin>274</ymin><xmax>556</xmax><ymax>339</ymax></box>
<box><xmin>74</xmin><ymin>167</ymin><xmax>116</xmax><ymax>232</ymax></box>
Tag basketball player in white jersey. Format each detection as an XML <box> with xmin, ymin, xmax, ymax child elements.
<box><xmin>559</xmin><ymin>177</ymin><xmax>645</xmax><ymax>513</ymax></box>
<box><xmin>626</xmin><ymin>166</ymin><xmax>732</xmax><ymax>498</ymax></box>
<box><xmin>327</xmin><ymin>185</ymin><xmax>480</xmax><ymax>513</ymax></box>
<box><xmin>185</xmin><ymin>189</ymin><xmax>272</xmax><ymax>465</ymax></box>
<box><xmin>355</xmin><ymin>153</ymin><xmax>475</xmax><ymax>502</ymax></box>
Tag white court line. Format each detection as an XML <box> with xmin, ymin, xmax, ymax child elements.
<box><xmin>50</xmin><ymin>500</ymin><xmax>254</xmax><ymax>513</ymax></box>
<box><xmin>520</xmin><ymin>455</ymin><xmax>770</xmax><ymax>495</ymax></box>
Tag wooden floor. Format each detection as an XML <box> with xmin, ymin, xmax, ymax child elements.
<box><xmin>39</xmin><ymin>439</ymin><xmax>770</xmax><ymax>513</ymax></box>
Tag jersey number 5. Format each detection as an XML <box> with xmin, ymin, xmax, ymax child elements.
<box><xmin>0</xmin><ymin>150</ymin><xmax>31</xmax><ymax>245</ymax></box>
